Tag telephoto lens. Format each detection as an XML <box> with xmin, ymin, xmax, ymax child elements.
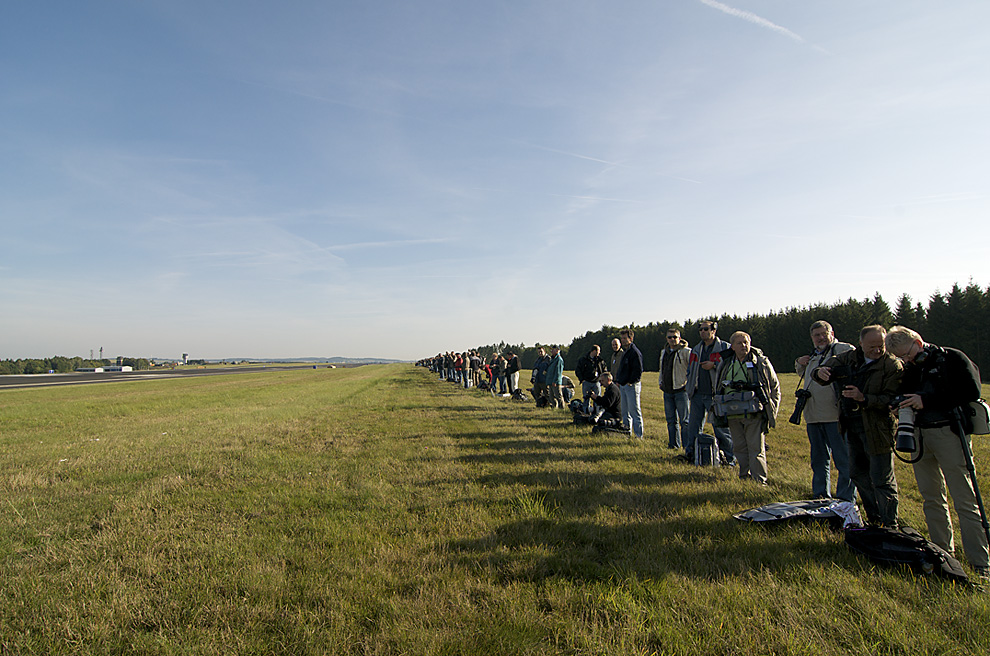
<box><xmin>895</xmin><ymin>406</ymin><xmax>917</xmax><ymax>453</ymax></box>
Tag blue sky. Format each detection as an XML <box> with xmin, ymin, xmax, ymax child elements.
<box><xmin>3</xmin><ymin>1</ymin><xmax>988</xmax><ymax>361</ymax></box>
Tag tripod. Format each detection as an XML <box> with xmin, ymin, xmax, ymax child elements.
<box><xmin>953</xmin><ymin>408</ymin><xmax>990</xmax><ymax>547</ymax></box>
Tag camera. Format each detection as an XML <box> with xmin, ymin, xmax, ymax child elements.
<box><xmin>827</xmin><ymin>364</ymin><xmax>853</xmax><ymax>383</ymax></box>
<box><xmin>789</xmin><ymin>388</ymin><xmax>812</xmax><ymax>425</ymax></box>
<box><xmin>891</xmin><ymin>395</ymin><xmax>918</xmax><ymax>453</ymax></box>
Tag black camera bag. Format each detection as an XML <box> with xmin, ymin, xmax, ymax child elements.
<box><xmin>844</xmin><ymin>525</ymin><xmax>969</xmax><ymax>584</ymax></box>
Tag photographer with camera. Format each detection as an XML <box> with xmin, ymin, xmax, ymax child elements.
<box><xmin>885</xmin><ymin>326</ymin><xmax>989</xmax><ymax>577</ymax></box>
<box><xmin>813</xmin><ymin>325</ymin><xmax>903</xmax><ymax>528</ymax></box>
<box><xmin>794</xmin><ymin>320</ymin><xmax>856</xmax><ymax>501</ymax></box>
<box><xmin>589</xmin><ymin>371</ymin><xmax>622</xmax><ymax>426</ymax></box>
<box><xmin>713</xmin><ymin>331</ymin><xmax>780</xmax><ymax>485</ymax></box>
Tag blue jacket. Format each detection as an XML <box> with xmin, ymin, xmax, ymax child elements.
<box><xmin>532</xmin><ymin>355</ymin><xmax>551</xmax><ymax>384</ymax></box>
<box><xmin>616</xmin><ymin>343</ymin><xmax>643</xmax><ymax>385</ymax></box>
<box><xmin>545</xmin><ymin>354</ymin><xmax>564</xmax><ymax>385</ymax></box>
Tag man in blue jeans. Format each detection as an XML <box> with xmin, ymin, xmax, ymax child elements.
<box><xmin>616</xmin><ymin>329</ymin><xmax>644</xmax><ymax>438</ymax></box>
<box><xmin>659</xmin><ymin>327</ymin><xmax>691</xmax><ymax>449</ymax></box>
<box><xmin>794</xmin><ymin>320</ymin><xmax>855</xmax><ymax>500</ymax></box>
<box><xmin>684</xmin><ymin>320</ymin><xmax>733</xmax><ymax>463</ymax></box>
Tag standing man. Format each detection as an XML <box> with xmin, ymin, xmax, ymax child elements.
<box><xmin>505</xmin><ymin>351</ymin><xmax>521</xmax><ymax>394</ymax></box>
<box><xmin>714</xmin><ymin>332</ymin><xmax>780</xmax><ymax>485</ymax></box>
<box><xmin>616</xmin><ymin>329</ymin><xmax>644</xmax><ymax>438</ymax></box>
<box><xmin>659</xmin><ymin>328</ymin><xmax>692</xmax><ymax>449</ymax></box>
<box><xmin>576</xmin><ymin>345</ymin><xmax>606</xmax><ymax>401</ymax></box>
<box><xmin>609</xmin><ymin>338</ymin><xmax>625</xmax><ymax>382</ymax></box>
<box><xmin>886</xmin><ymin>326</ymin><xmax>989</xmax><ymax>577</ymax></box>
<box><xmin>495</xmin><ymin>354</ymin><xmax>508</xmax><ymax>395</ymax></box>
<box><xmin>813</xmin><ymin>325</ymin><xmax>902</xmax><ymax>528</ymax></box>
<box><xmin>531</xmin><ymin>346</ymin><xmax>551</xmax><ymax>404</ymax></box>
<box><xmin>470</xmin><ymin>351</ymin><xmax>482</xmax><ymax>388</ymax></box>
<box><xmin>546</xmin><ymin>345</ymin><xmax>566</xmax><ymax>409</ymax></box>
<box><xmin>795</xmin><ymin>320</ymin><xmax>856</xmax><ymax>501</ymax></box>
<box><xmin>684</xmin><ymin>320</ymin><xmax>733</xmax><ymax>464</ymax></box>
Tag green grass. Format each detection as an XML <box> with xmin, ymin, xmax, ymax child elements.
<box><xmin>1</xmin><ymin>365</ymin><xmax>988</xmax><ymax>654</ymax></box>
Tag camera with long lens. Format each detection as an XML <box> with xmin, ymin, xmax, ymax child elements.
<box><xmin>891</xmin><ymin>395</ymin><xmax>918</xmax><ymax>453</ymax></box>
<box><xmin>789</xmin><ymin>389</ymin><xmax>812</xmax><ymax>425</ymax></box>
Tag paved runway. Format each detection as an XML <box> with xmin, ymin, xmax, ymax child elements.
<box><xmin>0</xmin><ymin>365</ymin><xmax>332</xmax><ymax>390</ymax></box>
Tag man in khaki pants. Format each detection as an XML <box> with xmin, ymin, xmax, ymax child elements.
<box><xmin>886</xmin><ymin>325</ymin><xmax>989</xmax><ymax>579</ymax></box>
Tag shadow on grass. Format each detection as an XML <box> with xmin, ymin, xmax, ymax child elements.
<box><xmin>447</xmin><ymin>513</ymin><xmax>838</xmax><ymax>584</ymax></box>
<box><xmin>419</xmin><ymin>370</ymin><xmax>852</xmax><ymax>585</ymax></box>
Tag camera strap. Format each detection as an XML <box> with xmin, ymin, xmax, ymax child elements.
<box><xmin>799</xmin><ymin>343</ymin><xmax>837</xmax><ymax>392</ymax></box>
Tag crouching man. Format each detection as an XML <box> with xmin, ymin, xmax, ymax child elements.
<box><xmin>886</xmin><ymin>326</ymin><xmax>989</xmax><ymax>578</ymax></box>
<box><xmin>589</xmin><ymin>372</ymin><xmax>622</xmax><ymax>424</ymax></box>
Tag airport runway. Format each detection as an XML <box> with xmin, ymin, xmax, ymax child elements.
<box><xmin>0</xmin><ymin>365</ymin><xmax>333</xmax><ymax>390</ymax></box>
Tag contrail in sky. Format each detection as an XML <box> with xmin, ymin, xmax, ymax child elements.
<box><xmin>696</xmin><ymin>0</ymin><xmax>806</xmax><ymax>44</ymax></box>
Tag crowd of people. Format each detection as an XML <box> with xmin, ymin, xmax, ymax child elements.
<box><xmin>421</xmin><ymin>319</ymin><xmax>990</xmax><ymax>579</ymax></box>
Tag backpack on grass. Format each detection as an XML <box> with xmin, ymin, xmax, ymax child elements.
<box><xmin>844</xmin><ymin>525</ymin><xmax>969</xmax><ymax>584</ymax></box>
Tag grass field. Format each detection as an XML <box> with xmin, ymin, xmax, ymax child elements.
<box><xmin>2</xmin><ymin>364</ymin><xmax>989</xmax><ymax>655</ymax></box>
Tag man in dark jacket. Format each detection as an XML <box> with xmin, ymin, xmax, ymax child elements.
<box><xmin>616</xmin><ymin>329</ymin><xmax>644</xmax><ymax>438</ymax></box>
<box><xmin>576</xmin><ymin>345</ymin><xmax>606</xmax><ymax>400</ymax></box>
<box><xmin>813</xmin><ymin>325</ymin><xmax>903</xmax><ymax>527</ymax></box>
<box><xmin>505</xmin><ymin>352</ymin><xmax>521</xmax><ymax>394</ymax></box>
<box><xmin>590</xmin><ymin>372</ymin><xmax>622</xmax><ymax>422</ymax></box>
<box><xmin>531</xmin><ymin>346</ymin><xmax>551</xmax><ymax>404</ymax></box>
<box><xmin>886</xmin><ymin>326</ymin><xmax>989</xmax><ymax>577</ymax></box>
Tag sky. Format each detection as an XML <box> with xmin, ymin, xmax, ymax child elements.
<box><xmin>3</xmin><ymin>1</ymin><xmax>989</xmax><ymax>361</ymax></box>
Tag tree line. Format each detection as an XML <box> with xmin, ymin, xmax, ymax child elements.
<box><xmin>0</xmin><ymin>357</ymin><xmax>152</xmax><ymax>375</ymax></box>
<box><xmin>469</xmin><ymin>282</ymin><xmax>990</xmax><ymax>381</ymax></box>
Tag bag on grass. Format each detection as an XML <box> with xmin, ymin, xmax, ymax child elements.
<box><xmin>844</xmin><ymin>525</ymin><xmax>969</xmax><ymax>583</ymax></box>
<box><xmin>694</xmin><ymin>434</ymin><xmax>720</xmax><ymax>467</ymax></box>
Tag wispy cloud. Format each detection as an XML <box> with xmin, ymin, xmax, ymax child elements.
<box><xmin>516</xmin><ymin>141</ymin><xmax>703</xmax><ymax>185</ymax></box>
<box><xmin>324</xmin><ymin>237</ymin><xmax>452</xmax><ymax>251</ymax></box>
<box><xmin>519</xmin><ymin>141</ymin><xmax>622</xmax><ymax>167</ymax></box>
<box><xmin>696</xmin><ymin>0</ymin><xmax>827</xmax><ymax>53</ymax></box>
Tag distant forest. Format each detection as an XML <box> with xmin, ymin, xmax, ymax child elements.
<box><xmin>0</xmin><ymin>357</ymin><xmax>151</xmax><ymax>375</ymax></box>
<box><xmin>468</xmin><ymin>282</ymin><xmax>990</xmax><ymax>381</ymax></box>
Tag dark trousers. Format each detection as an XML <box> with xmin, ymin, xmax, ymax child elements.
<box><xmin>846</xmin><ymin>426</ymin><xmax>898</xmax><ymax>526</ymax></box>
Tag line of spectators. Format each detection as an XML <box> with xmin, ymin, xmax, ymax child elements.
<box><xmin>419</xmin><ymin>318</ymin><xmax>989</xmax><ymax>579</ymax></box>
<box><xmin>423</xmin><ymin>350</ymin><xmax>522</xmax><ymax>396</ymax></box>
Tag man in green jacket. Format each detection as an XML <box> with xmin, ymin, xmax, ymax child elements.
<box><xmin>813</xmin><ymin>325</ymin><xmax>903</xmax><ymax>527</ymax></box>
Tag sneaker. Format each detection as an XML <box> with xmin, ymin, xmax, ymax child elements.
<box><xmin>975</xmin><ymin>566</ymin><xmax>990</xmax><ymax>580</ymax></box>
